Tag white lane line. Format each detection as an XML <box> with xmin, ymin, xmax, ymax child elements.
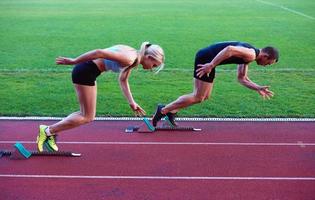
<box><xmin>256</xmin><ymin>0</ymin><xmax>315</xmax><ymax>20</ymax></box>
<box><xmin>1</xmin><ymin>68</ymin><xmax>315</xmax><ymax>73</ymax></box>
<box><xmin>0</xmin><ymin>174</ymin><xmax>315</xmax><ymax>181</ymax></box>
<box><xmin>1</xmin><ymin>141</ymin><xmax>315</xmax><ymax>146</ymax></box>
<box><xmin>0</xmin><ymin>116</ymin><xmax>314</xmax><ymax>121</ymax></box>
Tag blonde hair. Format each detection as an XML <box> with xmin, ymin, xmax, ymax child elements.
<box><xmin>139</xmin><ymin>42</ymin><xmax>165</xmax><ymax>74</ymax></box>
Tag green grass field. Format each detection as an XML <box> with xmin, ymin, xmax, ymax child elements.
<box><xmin>0</xmin><ymin>0</ymin><xmax>314</xmax><ymax>117</ymax></box>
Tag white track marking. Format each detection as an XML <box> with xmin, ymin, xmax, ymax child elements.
<box><xmin>0</xmin><ymin>116</ymin><xmax>314</xmax><ymax>121</ymax></box>
<box><xmin>0</xmin><ymin>174</ymin><xmax>315</xmax><ymax>181</ymax></box>
<box><xmin>256</xmin><ymin>0</ymin><xmax>315</xmax><ymax>20</ymax></box>
<box><xmin>1</xmin><ymin>141</ymin><xmax>315</xmax><ymax>146</ymax></box>
<box><xmin>1</xmin><ymin>68</ymin><xmax>315</xmax><ymax>73</ymax></box>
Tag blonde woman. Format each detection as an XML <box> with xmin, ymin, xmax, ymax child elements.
<box><xmin>37</xmin><ymin>42</ymin><xmax>165</xmax><ymax>152</ymax></box>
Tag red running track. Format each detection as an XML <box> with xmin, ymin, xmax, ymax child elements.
<box><xmin>0</xmin><ymin>119</ymin><xmax>315</xmax><ymax>200</ymax></box>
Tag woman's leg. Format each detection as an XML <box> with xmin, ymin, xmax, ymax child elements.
<box><xmin>37</xmin><ymin>83</ymin><xmax>97</xmax><ymax>152</ymax></box>
<box><xmin>49</xmin><ymin>83</ymin><xmax>97</xmax><ymax>133</ymax></box>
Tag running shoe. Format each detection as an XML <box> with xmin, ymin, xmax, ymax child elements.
<box><xmin>152</xmin><ymin>104</ymin><xmax>166</xmax><ymax>127</ymax></box>
<box><xmin>46</xmin><ymin>135</ymin><xmax>58</xmax><ymax>152</ymax></box>
<box><xmin>166</xmin><ymin>112</ymin><xmax>178</xmax><ymax>127</ymax></box>
<box><xmin>36</xmin><ymin>125</ymin><xmax>48</xmax><ymax>152</ymax></box>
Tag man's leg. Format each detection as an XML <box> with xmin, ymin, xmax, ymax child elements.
<box><xmin>162</xmin><ymin>78</ymin><xmax>214</xmax><ymax>113</ymax></box>
<box><xmin>152</xmin><ymin>78</ymin><xmax>214</xmax><ymax>126</ymax></box>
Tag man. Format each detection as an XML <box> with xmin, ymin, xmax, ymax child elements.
<box><xmin>152</xmin><ymin>41</ymin><xmax>279</xmax><ymax>127</ymax></box>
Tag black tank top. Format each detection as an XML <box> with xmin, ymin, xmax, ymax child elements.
<box><xmin>196</xmin><ymin>41</ymin><xmax>260</xmax><ymax>65</ymax></box>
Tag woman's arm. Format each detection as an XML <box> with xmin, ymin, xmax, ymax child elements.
<box><xmin>119</xmin><ymin>67</ymin><xmax>146</xmax><ymax>116</ymax></box>
<box><xmin>56</xmin><ymin>49</ymin><xmax>134</xmax><ymax>66</ymax></box>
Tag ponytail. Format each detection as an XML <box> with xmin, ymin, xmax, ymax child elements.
<box><xmin>139</xmin><ymin>41</ymin><xmax>150</xmax><ymax>57</ymax></box>
<box><xmin>139</xmin><ymin>41</ymin><xmax>165</xmax><ymax>74</ymax></box>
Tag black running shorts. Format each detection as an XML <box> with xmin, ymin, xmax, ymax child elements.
<box><xmin>72</xmin><ymin>61</ymin><xmax>101</xmax><ymax>86</ymax></box>
<box><xmin>193</xmin><ymin>52</ymin><xmax>216</xmax><ymax>83</ymax></box>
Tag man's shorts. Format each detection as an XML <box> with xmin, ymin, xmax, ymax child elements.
<box><xmin>193</xmin><ymin>53</ymin><xmax>216</xmax><ymax>83</ymax></box>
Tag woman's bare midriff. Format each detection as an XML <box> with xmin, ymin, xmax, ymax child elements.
<box><xmin>93</xmin><ymin>58</ymin><xmax>106</xmax><ymax>72</ymax></box>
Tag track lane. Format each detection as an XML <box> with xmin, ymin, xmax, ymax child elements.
<box><xmin>1</xmin><ymin>120</ymin><xmax>315</xmax><ymax>200</ymax></box>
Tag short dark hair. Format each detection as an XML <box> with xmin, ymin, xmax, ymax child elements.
<box><xmin>261</xmin><ymin>46</ymin><xmax>279</xmax><ymax>62</ymax></box>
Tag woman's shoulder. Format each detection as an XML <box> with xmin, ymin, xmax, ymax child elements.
<box><xmin>105</xmin><ymin>45</ymin><xmax>138</xmax><ymax>67</ymax></box>
<box><xmin>109</xmin><ymin>45</ymin><xmax>136</xmax><ymax>52</ymax></box>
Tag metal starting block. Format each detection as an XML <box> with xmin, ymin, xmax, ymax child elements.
<box><xmin>0</xmin><ymin>142</ymin><xmax>81</xmax><ymax>160</ymax></box>
<box><xmin>125</xmin><ymin>117</ymin><xmax>202</xmax><ymax>133</ymax></box>
<box><xmin>125</xmin><ymin>126</ymin><xmax>141</xmax><ymax>133</ymax></box>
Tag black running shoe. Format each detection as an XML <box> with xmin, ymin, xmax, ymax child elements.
<box><xmin>152</xmin><ymin>104</ymin><xmax>166</xmax><ymax>127</ymax></box>
<box><xmin>166</xmin><ymin>112</ymin><xmax>178</xmax><ymax>127</ymax></box>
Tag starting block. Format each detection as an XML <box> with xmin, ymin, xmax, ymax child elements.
<box><xmin>0</xmin><ymin>142</ymin><xmax>81</xmax><ymax>160</ymax></box>
<box><xmin>125</xmin><ymin>117</ymin><xmax>202</xmax><ymax>133</ymax></box>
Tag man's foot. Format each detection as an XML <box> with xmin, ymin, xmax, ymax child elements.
<box><xmin>36</xmin><ymin>125</ymin><xmax>48</xmax><ymax>152</ymax></box>
<box><xmin>166</xmin><ymin>112</ymin><xmax>178</xmax><ymax>127</ymax></box>
<box><xmin>46</xmin><ymin>135</ymin><xmax>58</xmax><ymax>152</ymax></box>
<box><xmin>152</xmin><ymin>104</ymin><xmax>166</xmax><ymax>127</ymax></box>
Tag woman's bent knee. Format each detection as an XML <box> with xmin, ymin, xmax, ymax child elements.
<box><xmin>194</xmin><ymin>95</ymin><xmax>208</xmax><ymax>103</ymax></box>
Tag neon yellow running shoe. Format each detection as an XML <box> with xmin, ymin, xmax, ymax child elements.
<box><xmin>36</xmin><ymin>125</ymin><xmax>48</xmax><ymax>152</ymax></box>
<box><xmin>45</xmin><ymin>135</ymin><xmax>58</xmax><ymax>152</ymax></box>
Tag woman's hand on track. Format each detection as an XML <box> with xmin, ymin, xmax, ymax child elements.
<box><xmin>129</xmin><ymin>103</ymin><xmax>146</xmax><ymax>117</ymax></box>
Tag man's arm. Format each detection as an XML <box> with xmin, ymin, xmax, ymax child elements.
<box><xmin>211</xmin><ymin>46</ymin><xmax>256</xmax><ymax>68</ymax></box>
<box><xmin>237</xmin><ymin>64</ymin><xmax>261</xmax><ymax>90</ymax></box>
<box><xmin>196</xmin><ymin>46</ymin><xmax>256</xmax><ymax>77</ymax></box>
<box><xmin>237</xmin><ymin>64</ymin><xmax>274</xmax><ymax>99</ymax></box>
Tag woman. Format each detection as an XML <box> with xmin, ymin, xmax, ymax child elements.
<box><xmin>37</xmin><ymin>42</ymin><xmax>165</xmax><ymax>152</ymax></box>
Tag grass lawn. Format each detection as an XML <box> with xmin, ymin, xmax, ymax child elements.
<box><xmin>0</xmin><ymin>0</ymin><xmax>314</xmax><ymax>117</ymax></box>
